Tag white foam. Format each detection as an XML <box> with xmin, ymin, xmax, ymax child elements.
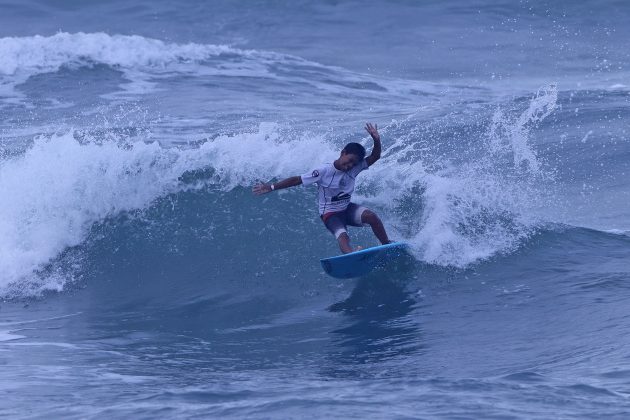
<box><xmin>0</xmin><ymin>134</ymin><xmax>176</xmax><ymax>293</ymax></box>
<box><xmin>0</xmin><ymin>125</ymin><xmax>333</xmax><ymax>297</ymax></box>
<box><xmin>0</xmin><ymin>32</ymin><xmax>236</xmax><ymax>76</ymax></box>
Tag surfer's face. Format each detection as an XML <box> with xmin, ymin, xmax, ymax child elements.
<box><xmin>338</xmin><ymin>152</ymin><xmax>360</xmax><ymax>171</ymax></box>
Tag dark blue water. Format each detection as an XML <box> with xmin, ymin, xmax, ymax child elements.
<box><xmin>1</xmin><ymin>0</ymin><xmax>630</xmax><ymax>418</ymax></box>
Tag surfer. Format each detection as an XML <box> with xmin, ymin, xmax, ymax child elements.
<box><xmin>253</xmin><ymin>123</ymin><xmax>392</xmax><ymax>254</ymax></box>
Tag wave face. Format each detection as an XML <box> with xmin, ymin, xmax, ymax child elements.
<box><xmin>2</xmin><ymin>1</ymin><xmax>630</xmax><ymax>418</ymax></box>
<box><xmin>1</xmin><ymin>84</ymin><xmax>561</xmax><ymax>295</ymax></box>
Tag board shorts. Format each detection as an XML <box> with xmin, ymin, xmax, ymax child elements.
<box><xmin>321</xmin><ymin>203</ymin><xmax>368</xmax><ymax>239</ymax></box>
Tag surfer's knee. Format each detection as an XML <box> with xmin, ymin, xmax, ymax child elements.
<box><xmin>334</xmin><ymin>228</ymin><xmax>349</xmax><ymax>240</ymax></box>
<box><xmin>361</xmin><ymin>210</ymin><xmax>380</xmax><ymax>225</ymax></box>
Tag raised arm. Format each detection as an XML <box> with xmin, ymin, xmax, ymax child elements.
<box><xmin>365</xmin><ymin>122</ymin><xmax>381</xmax><ymax>167</ymax></box>
<box><xmin>252</xmin><ymin>176</ymin><xmax>303</xmax><ymax>195</ymax></box>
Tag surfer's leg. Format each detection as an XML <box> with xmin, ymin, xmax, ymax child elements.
<box><xmin>360</xmin><ymin>209</ymin><xmax>391</xmax><ymax>244</ymax></box>
<box><xmin>337</xmin><ymin>232</ymin><xmax>353</xmax><ymax>254</ymax></box>
<box><xmin>323</xmin><ymin>213</ymin><xmax>353</xmax><ymax>253</ymax></box>
<box><xmin>348</xmin><ymin>204</ymin><xmax>391</xmax><ymax>245</ymax></box>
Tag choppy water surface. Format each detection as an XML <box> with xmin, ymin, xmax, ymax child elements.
<box><xmin>1</xmin><ymin>1</ymin><xmax>630</xmax><ymax>418</ymax></box>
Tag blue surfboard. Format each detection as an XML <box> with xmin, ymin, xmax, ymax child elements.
<box><xmin>320</xmin><ymin>242</ymin><xmax>409</xmax><ymax>279</ymax></box>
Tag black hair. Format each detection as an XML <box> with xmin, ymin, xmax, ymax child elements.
<box><xmin>342</xmin><ymin>142</ymin><xmax>366</xmax><ymax>160</ymax></box>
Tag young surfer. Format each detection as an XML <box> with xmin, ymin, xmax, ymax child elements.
<box><xmin>253</xmin><ymin>123</ymin><xmax>392</xmax><ymax>254</ymax></box>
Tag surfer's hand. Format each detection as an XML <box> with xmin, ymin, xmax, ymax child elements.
<box><xmin>252</xmin><ymin>183</ymin><xmax>272</xmax><ymax>195</ymax></box>
<box><xmin>365</xmin><ymin>122</ymin><xmax>380</xmax><ymax>142</ymax></box>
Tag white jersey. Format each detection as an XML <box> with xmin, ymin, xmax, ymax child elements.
<box><xmin>301</xmin><ymin>159</ymin><xmax>369</xmax><ymax>215</ymax></box>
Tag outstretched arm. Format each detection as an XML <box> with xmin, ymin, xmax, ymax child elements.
<box><xmin>365</xmin><ymin>122</ymin><xmax>381</xmax><ymax>167</ymax></box>
<box><xmin>252</xmin><ymin>176</ymin><xmax>303</xmax><ymax>195</ymax></box>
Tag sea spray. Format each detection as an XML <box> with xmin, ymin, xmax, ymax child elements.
<box><xmin>355</xmin><ymin>86</ymin><xmax>559</xmax><ymax>266</ymax></box>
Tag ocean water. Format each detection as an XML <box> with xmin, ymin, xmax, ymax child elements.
<box><xmin>1</xmin><ymin>0</ymin><xmax>630</xmax><ymax>418</ymax></box>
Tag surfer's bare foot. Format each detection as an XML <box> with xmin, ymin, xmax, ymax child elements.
<box><xmin>355</xmin><ymin>245</ymin><xmax>364</xmax><ymax>251</ymax></box>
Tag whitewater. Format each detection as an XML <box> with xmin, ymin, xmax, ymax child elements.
<box><xmin>1</xmin><ymin>1</ymin><xmax>630</xmax><ymax>418</ymax></box>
